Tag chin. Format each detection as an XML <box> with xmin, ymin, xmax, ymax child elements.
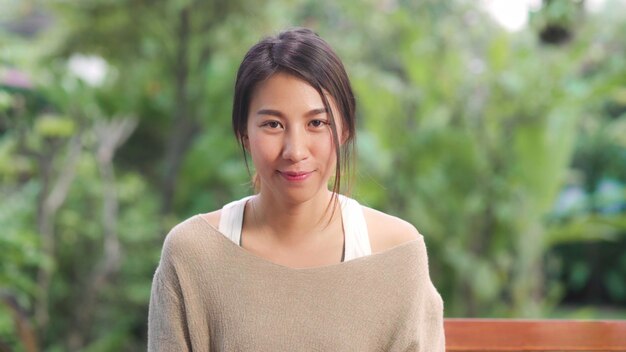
<box><xmin>267</xmin><ymin>185</ymin><xmax>330</xmax><ymax>206</ymax></box>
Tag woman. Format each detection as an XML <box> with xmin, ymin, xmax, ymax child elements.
<box><xmin>148</xmin><ymin>27</ymin><xmax>444</xmax><ymax>351</ymax></box>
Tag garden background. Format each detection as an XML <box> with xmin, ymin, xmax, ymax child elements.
<box><xmin>1</xmin><ymin>0</ymin><xmax>626</xmax><ymax>350</ymax></box>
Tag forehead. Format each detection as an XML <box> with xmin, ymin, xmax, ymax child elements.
<box><xmin>249</xmin><ymin>72</ymin><xmax>326</xmax><ymax>111</ymax></box>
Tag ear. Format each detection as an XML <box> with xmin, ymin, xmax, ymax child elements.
<box><xmin>335</xmin><ymin>121</ymin><xmax>349</xmax><ymax>146</ymax></box>
<box><xmin>242</xmin><ymin>134</ymin><xmax>250</xmax><ymax>151</ymax></box>
<box><xmin>330</xmin><ymin>115</ymin><xmax>349</xmax><ymax>146</ymax></box>
<box><xmin>340</xmin><ymin>129</ymin><xmax>349</xmax><ymax>146</ymax></box>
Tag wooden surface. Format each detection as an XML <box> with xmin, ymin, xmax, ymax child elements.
<box><xmin>444</xmin><ymin>318</ymin><xmax>626</xmax><ymax>351</ymax></box>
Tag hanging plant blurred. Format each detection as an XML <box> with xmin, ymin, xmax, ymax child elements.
<box><xmin>530</xmin><ymin>0</ymin><xmax>585</xmax><ymax>45</ymax></box>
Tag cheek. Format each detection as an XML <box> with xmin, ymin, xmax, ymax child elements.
<box><xmin>317</xmin><ymin>136</ymin><xmax>338</xmax><ymax>165</ymax></box>
<box><xmin>248</xmin><ymin>135</ymin><xmax>280</xmax><ymax>166</ymax></box>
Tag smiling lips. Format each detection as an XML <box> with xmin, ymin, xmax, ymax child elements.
<box><xmin>278</xmin><ymin>170</ymin><xmax>313</xmax><ymax>182</ymax></box>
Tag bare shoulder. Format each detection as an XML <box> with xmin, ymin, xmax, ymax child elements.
<box><xmin>361</xmin><ymin>206</ymin><xmax>421</xmax><ymax>253</ymax></box>
<box><xmin>200</xmin><ymin>209</ymin><xmax>221</xmax><ymax>229</ymax></box>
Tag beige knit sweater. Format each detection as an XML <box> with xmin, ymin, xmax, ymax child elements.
<box><xmin>148</xmin><ymin>215</ymin><xmax>445</xmax><ymax>351</ymax></box>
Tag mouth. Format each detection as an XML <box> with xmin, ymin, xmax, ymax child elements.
<box><xmin>278</xmin><ymin>170</ymin><xmax>313</xmax><ymax>182</ymax></box>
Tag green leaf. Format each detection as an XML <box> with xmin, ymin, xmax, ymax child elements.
<box><xmin>34</xmin><ymin>114</ymin><xmax>76</xmax><ymax>138</ymax></box>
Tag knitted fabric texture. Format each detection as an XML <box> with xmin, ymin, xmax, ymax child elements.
<box><xmin>148</xmin><ymin>215</ymin><xmax>445</xmax><ymax>351</ymax></box>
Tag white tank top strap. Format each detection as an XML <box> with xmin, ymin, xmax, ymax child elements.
<box><xmin>217</xmin><ymin>195</ymin><xmax>372</xmax><ymax>261</ymax></box>
<box><xmin>218</xmin><ymin>196</ymin><xmax>252</xmax><ymax>246</ymax></box>
<box><xmin>338</xmin><ymin>195</ymin><xmax>372</xmax><ymax>261</ymax></box>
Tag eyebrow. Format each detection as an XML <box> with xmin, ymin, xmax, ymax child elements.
<box><xmin>256</xmin><ymin>108</ymin><xmax>328</xmax><ymax>118</ymax></box>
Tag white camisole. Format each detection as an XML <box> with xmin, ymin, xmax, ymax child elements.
<box><xmin>218</xmin><ymin>195</ymin><xmax>372</xmax><ymax>261</ymax></box>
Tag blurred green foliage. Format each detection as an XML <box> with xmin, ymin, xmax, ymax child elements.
<box><xmin>1</xmin><ymin>0</ymin><xmax>625</xmax><ymax>350</ymax></box>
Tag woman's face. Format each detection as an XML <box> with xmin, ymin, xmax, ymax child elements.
<box><xmin>244</xmin><ymin>72</ymin><xmax>343</xmax><ymax>204</ymax></box>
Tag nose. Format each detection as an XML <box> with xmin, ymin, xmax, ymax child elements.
<box><xmin>282</xmin><ymin>129</ymin><xmax>308</xmax><ymax>162</ymax></box>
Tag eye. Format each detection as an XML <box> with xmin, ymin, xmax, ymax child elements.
<box><xmin>309</xmin><ymin>119</ymin><xmax>328</xmax><ymax>128</ymax></box>
<box><xmin>262</xmin><ymin>121</ymin><xmax>283</xmax><ymax>129</ymax></box>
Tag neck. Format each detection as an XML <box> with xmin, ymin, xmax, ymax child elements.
<box><xmin>249</xmin><ymin>190</ymin><xmax>340</xmax><ymax>245</ymax></box>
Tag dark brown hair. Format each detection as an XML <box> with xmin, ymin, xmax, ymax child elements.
<box><xmin>232</xmin><ymin>27</ymin><xmax>356</xmax><ymax>198</ymax></box>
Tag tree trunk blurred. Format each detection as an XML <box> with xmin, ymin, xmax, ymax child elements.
<box><xmin>1</xmin><ymin>293</ymin><xmax>38</xmax><ymax>352</ymax></box>
<box><xmin>161</xmin><ymin>6</ymin><xmax>200</xmax><ymax>215</ymax></box>
<box><xmin>66</xmin><ymin>117</ymin><xmax>137</xmax><ymax>350</ymax></box>
<box><xmin>34</xmin><ymin>135</ymin><xmax>82</xmax><ymax>335</ymax></box>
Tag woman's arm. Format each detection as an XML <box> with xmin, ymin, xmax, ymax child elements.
<box><xmin>418</xmin><ymin>282</ymin><xmax>446</xmax><ymax>351</ymax></box>
<box><xmin>147</xmin><ymin>270</ymin><xmax>192</xmax><ymax>351</ymax></box>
